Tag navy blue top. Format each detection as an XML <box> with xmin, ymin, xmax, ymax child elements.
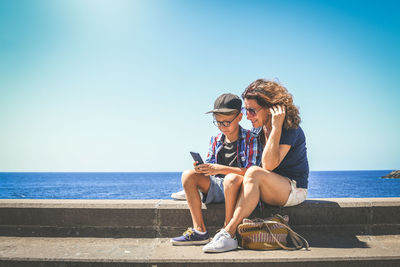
<box><xmin>254</xmin><ymin>126</ymin><xmax>309</xmax><ymax>188</ymax></box>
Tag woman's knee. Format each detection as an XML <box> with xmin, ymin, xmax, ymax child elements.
<box><xmin>223</xmin><ymin>173</ymin><xmax>243</xmax><ymax>189</ymax></box>
<box><xmin>244</xmin><ymin>166</ymin><xmax>271</xmax><ymax>184</ymax></box>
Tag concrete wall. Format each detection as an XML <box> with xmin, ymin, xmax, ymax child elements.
<box><xmin>1</xmin><ymin>198</ymin><xmax>399</xmax><ymax>238</ymax></box>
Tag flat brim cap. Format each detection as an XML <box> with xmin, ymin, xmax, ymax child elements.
<box><xmin>206</xmin><ymin>93</ymin><xmax>242</xmax><ymax>114</ymax></box>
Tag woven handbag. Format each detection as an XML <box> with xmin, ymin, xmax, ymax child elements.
<box><xmin>237</xmin><ymin>214</ymin><xmax>310</xmax><ymax>250</ymax></box>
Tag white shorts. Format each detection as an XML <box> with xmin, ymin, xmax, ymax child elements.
<box><xmin>283</xmin><ymin>179</ymin><xmax>307</xmax><ymax>207</ymax></box>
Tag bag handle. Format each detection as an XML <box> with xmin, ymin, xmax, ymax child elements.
<box><xmin>262</xmin><ymin>219</ymin><xmax>310</xmax><ymax>251</ymax></box>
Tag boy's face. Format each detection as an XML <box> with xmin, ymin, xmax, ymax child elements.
<box><xmin>213</xmin><ymin>112</ymin><xmax>242</xmax><ymax>136</ymax></box>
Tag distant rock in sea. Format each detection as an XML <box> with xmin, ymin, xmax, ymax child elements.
<box><xmin>382</xmin><ymin>170</ymin><xmax>400</xmax><ymax>178</ymax></box>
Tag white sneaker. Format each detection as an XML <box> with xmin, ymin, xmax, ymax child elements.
<box><xmin>171</xmin><ymin>190</ymin><xmax>202</xmax><ymax>201</ymax></box>
<box><xmin>202</xmin><ymin>229</ymin><xmax>238</xmax><ymax>253</ymax></box>
<box><xmin>171</xmin><ymin>190</ymin><xmax>186</xmax><ymax>200</ymax></box>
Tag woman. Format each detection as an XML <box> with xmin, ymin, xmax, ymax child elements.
<box><xmin>203</xmin><ymin>79</ymin><xmax>309</xmax><ymax>253</ymax></box>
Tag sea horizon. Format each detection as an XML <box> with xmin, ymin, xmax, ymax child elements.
<box><xmin>0</xmin><ymin>169</ymin><xmax>396</xmax><ymax>173</ymax></box>
<box><xmin>1</xmin><ymin>170</ymin><xmax>399</xmax><ymax>199</ymax></box>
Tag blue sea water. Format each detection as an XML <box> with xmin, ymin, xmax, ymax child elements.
<box><xmin>0</xmin><ymin>171</ymin><xmax>399</xmax><ymax>199</ymax></box>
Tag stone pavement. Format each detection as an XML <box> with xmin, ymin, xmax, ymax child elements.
<box><xmin>0</xmin><ymin>235</ymin><xmax>399</xmax><ymax>266</ymax></box>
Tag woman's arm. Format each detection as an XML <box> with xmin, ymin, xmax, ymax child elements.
<box><xmin>262</xmin><ymin>136</ymin><xmax>291</xmax><ymax>170</ymax></box>
<box><xmin>262</xmin><ymin>105</ymin><xmax>290</xmax><ymax>170</ymax></box>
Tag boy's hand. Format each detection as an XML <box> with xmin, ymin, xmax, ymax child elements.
<box><xmin>195</xmin><ymin>163</ymin><xmax>224</xmax><ymax>176</ymax></box>
<box><xmin>193</xmin><ymin>161</ymin><xmax>206</xmax><ymax>171</ymax></box>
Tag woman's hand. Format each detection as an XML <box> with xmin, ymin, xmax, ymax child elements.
<box><xmin>269</xmin><ymin>105</ymin><xmax>286</xmax><ymax>130</ymax></box>
<box><xmin>194</xmin><ymin>163</ymin><xmax>224</xmax><ymax>176</ymax></box>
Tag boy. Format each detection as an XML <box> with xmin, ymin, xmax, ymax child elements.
<box><xmin>170</xmin><ymin>93</ymin><xmax>261</xmax><ymax>245</ymax></box>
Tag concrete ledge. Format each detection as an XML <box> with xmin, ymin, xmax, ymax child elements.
<box><xmin>1</xmin><ymin>198</ymin><xmax>400</xmax><ymax>237</ymax></box>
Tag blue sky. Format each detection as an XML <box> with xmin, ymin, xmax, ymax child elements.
<box><xmin>0</xmin><ymin>0</ymin><xmax>399</xmax><ymax>172</ymax></box>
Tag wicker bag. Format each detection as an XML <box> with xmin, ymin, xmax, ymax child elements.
<box><xmin>237</xmin><ymin>214</ymin><xmax>310</xmax><ymax>250</ymax></box>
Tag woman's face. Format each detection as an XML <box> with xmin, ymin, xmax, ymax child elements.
<box><xmin>243</xmin><ymin>98</ymin><xmax>270</xmax><ymax>128</ymax></box>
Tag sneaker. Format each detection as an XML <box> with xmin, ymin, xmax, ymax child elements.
<box><xmin>171</xmin><ymin>228</ymin><xmax>210</xmax><ymax>246</ymax></box>
<box><xmin>171</xmin><ymin>189</ymin><xmax>202</xmax><ymax>201</ymax></box>
<box><xmin>202</xmin><ymin>229</ymin><xmax>238</xmax><ymax>253</ymax></box>
<box><xmin>171</xmin><ymin>190</ymin><xmax>186</xmax><ymax>200</ymax></box>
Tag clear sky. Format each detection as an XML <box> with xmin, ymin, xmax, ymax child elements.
<box><xmin>0</xmin><ymin>0</ymin><xmax>399</xmax><ymax>172</ymax></box>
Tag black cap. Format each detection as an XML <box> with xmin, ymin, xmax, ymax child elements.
<box><xmin>206</xmin><ymin>93</ymin><xmax>242</xmax><ymax>114</ymax></box>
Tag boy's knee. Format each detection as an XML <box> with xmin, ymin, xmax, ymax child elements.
<box><xmin>181</xmin><ymin>169</ymin><xmax>197</xmax><ymax>186</ymax></box>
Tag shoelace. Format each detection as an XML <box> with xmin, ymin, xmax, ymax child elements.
<box><xmin>183</xmin><ymin>228</ymin><xmax>194</xmax><ymax>238</ymax></box>
<box><xmin>210</xmin><ymin>229</ymin><xmax>223</xmax><ymax>242</ymax></box>
<box><xmin>212</xmin><ymin>229</ymin><xmax>232</xmax><ymax>243</ymax></box>
<box><xmin>222</xmin><ymin>230</ymin><xmax>236</xmax><ymax>240</ymax></box>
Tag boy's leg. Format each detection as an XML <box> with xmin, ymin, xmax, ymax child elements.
<box><xmin>181</xmin><ymin>169</ymin><xmax>211</xmax><ymax>232</ymax></box>
<box><xmin>222</xmin><ymin>173</ymin><xmax>243</xmax><ymax>227</ymax></box>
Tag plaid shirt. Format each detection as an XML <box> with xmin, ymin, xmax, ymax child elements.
<box><xmin>205</xmin><ymin>126</ymin><xmax>262</xmax><ymax>168</ymax></box>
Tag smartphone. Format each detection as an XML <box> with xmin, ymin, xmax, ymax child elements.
<box><xmin>190</xmin><ymin>152</ymin><xmax>204</xmax><ymax>165</ymax></box>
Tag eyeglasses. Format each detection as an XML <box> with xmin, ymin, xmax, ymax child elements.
<box><xmin>242</xmin><ymin>106</ymin><xmax>263</xmax><ymax>116</ymax></box>
<box><xmin>213</xmin><ymin>112</ymin><xmax>240</xmax><ymax>127</ymax></box>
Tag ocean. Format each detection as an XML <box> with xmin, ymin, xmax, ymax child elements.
<box><xmin>0</xmin><ymin>170</ymin><xmax>399</xmax><ymax>199</ymax></box>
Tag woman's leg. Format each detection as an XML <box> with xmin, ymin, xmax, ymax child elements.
<box><xmin>222</xmin><ymin>174</ymin><xmax>243</xmax><ymax>227</ymax></box>
<box><xmin>224</xmin><ymin>166</ymin><xmax>291</xmax><ymax>236</ymax></box>
<box><xmin>181</xmin><ymin>169</ymin><xmax>211</xmax><ymax>232</ymax></box>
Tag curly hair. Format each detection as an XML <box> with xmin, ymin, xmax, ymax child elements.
<box><xmin>241</xmin><ymin>79</ymin><xmax>301</xmax><ymax>129</ymax></box>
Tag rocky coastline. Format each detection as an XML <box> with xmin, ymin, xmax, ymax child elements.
<box><xmin>382</xmin><ymin>170</ymin><xmax>400</xmax><ymax>178</ymax></box>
